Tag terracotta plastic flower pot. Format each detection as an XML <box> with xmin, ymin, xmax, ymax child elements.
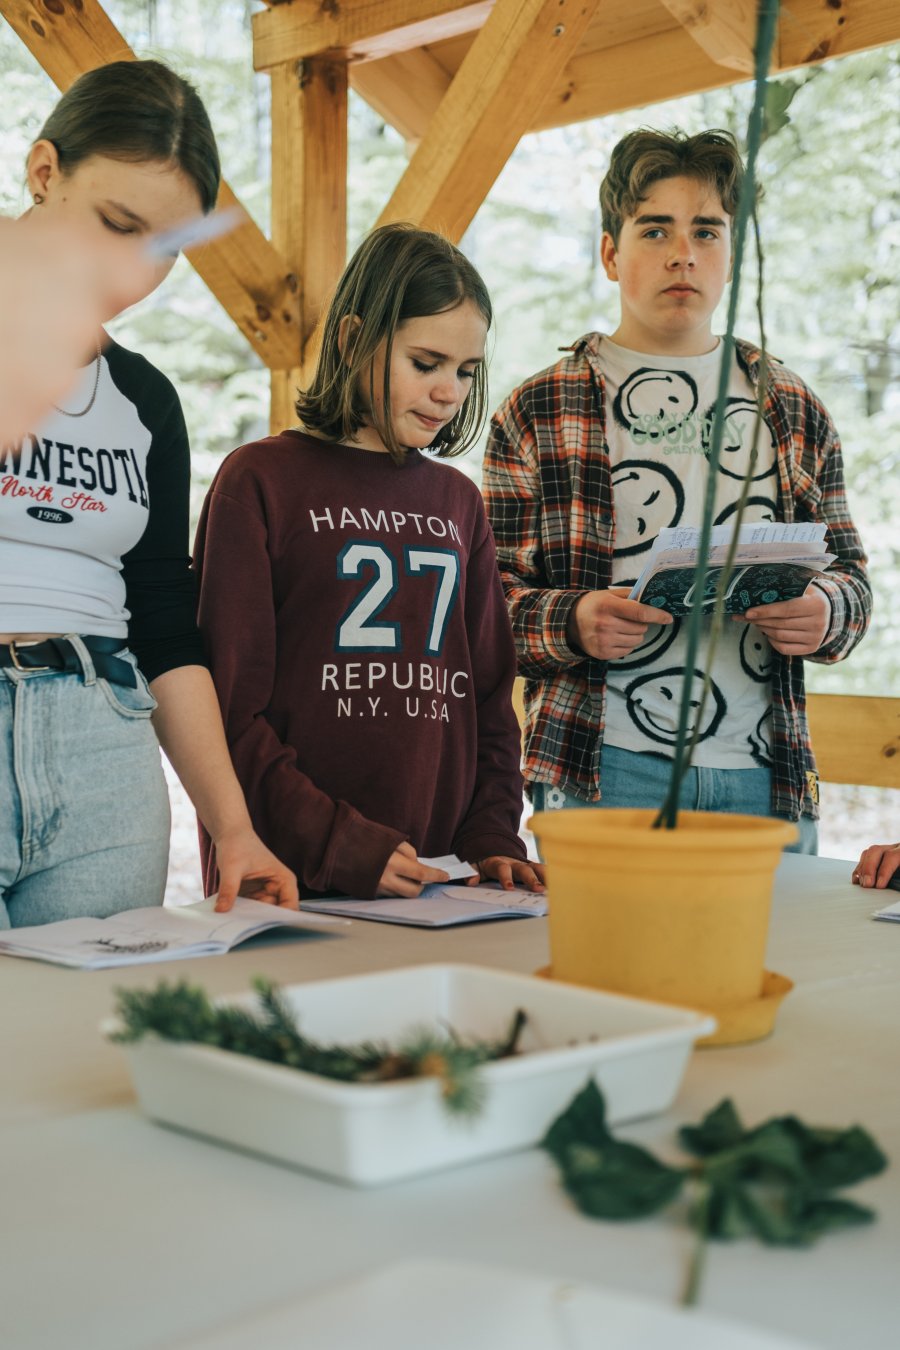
<box><xmin>531</xmin><ymin>808</ymin><xmax>797</xmax><ymax>1046</ymax></box>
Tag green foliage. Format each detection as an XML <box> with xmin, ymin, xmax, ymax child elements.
<box><xmin>110</xmin><ymin>975</ymin><xmax>527</xmax><ymax>1116</ymax></box>
<box><xmin>543</xmin><ymin>1081</ymin><xmax>887</xmax><ymax>1303</ymax></box>
<box><xmin>543</xmin><ymin>1080</ymin><xmax>684</xmax><ymax>1219</ymax></box>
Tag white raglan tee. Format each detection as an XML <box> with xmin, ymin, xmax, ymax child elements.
<box><xmin>0</xmin><ymin>339</ymin><xmax>204</xmax><ymax>680</ymax></box>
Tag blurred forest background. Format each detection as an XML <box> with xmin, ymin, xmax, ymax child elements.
<box><xmin>1</xmin><ymin>2</ymin><xmax>897</xmax><ymax>882</ymax></box>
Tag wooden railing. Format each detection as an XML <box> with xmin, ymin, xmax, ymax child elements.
<box><xmin>512</xmin><ymin>681</ymin><xmax>900</xmax><ymax>790</ymax></box>
<box><xmin>806</xmin><ymin>694</ymin><xmax>900</xmax><ymax>789</ymax></box>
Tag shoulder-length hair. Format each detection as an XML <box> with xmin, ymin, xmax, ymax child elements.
<box><xmin>296</xmin><ymin>223</ymin><xmax>493</xmax><ymax>467</ymax></box>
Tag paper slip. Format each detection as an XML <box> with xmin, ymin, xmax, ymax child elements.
<box><xmin>873</xmin><ymin>898</ymin><xmax>900</xmax><ymax>922</ymax></box>
<box><xmin>0</xmin><ymin>896</ymin><xmax>344</xmax><ymax>970</ymax></box>
<box><xmin>302</xmin><ymin>883</ymin><xmax>547</xmax><ymax>928</ymax></box>
<box><xmin>419</xmin><ymin>855</ymin><xmax>479</xmax><ymax>881</ymax></box>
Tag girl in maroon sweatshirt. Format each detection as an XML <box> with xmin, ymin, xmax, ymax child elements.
<box><xmin>194</xmin><ymin>224</ymin><xmax>544</xmax><ymax>900</ymax></box>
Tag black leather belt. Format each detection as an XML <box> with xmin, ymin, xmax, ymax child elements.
<box><xmin>0</xmin><ymin>636</ymin><xmax>139</xmax><ymax>689</ymax></box>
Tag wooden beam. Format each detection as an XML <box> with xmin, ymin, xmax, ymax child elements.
<box><xmin>253</xmin><ymin>0</ymin><xmax>492</xmax><ymax>71</ymax></box>
<box><xmin>350</xmin><ymin>46</ymin><xmax>450</xmax><ymax>144</ymax></box>
<box><xmin>0</xmin><ymin>0</ymin><xmax>301</xmax><ymax>370</ymax></box>
<box><xmin>376</xmin><ymin>0</ymin><xmax>601</xmax><ymax>242</ymax></box>
<box><xmin>657</xmin><ymin>0</ymin><xmax>756</xmax><ymax>75</ymax></box>
<box><xmin>269</xmin><ymin>57</ymin><xmax>348</xmax><ymax>434</ymax></box>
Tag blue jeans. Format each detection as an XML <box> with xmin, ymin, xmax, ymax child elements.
<box><xmin>530</xmin><ymin>744</ymin><xmax>817</xmax><ymax>854</ymax></box>
<box><xmin>0</xmin><ymin>638</ymin><xmax>170</xmax><ymax>928</ymax></box>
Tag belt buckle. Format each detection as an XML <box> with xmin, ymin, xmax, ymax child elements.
<box><xmin>9</xmin><ymin>640</ymin><xmax>50</xmax><ymax>673</ymax></box>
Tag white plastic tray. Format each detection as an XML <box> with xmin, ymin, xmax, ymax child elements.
<box><xmin>113</xmin><ymin>963</ymin><xmax>715</xmax><ymax>1186</ymax></box>
<box><xmin>168</xmin><ymin>1259</ymin><xmax>819</xmax><ymax>1350</ymax></box>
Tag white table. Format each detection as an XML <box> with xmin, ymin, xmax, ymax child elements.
<box><xmin>1</xmin><ymin>855</ymin><xmax>898</xmax><ymax>1349</ymax></box>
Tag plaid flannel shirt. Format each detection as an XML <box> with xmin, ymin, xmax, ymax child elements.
<box><xmin>482</xmin><ymin>333</ymin><xmax>872</xmax><ymax>820</ymax></box>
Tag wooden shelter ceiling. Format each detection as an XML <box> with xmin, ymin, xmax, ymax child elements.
<box><xmin>256</xmin><ymin>0</ymin><xmax>898</xmax><ymax>140</ymax></box>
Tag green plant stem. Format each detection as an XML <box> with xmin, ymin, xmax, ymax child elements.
<box><xmin>682</xmin><ymin>1176</ymin><xmax>711</xmax><ymax>1307</ymax></box>
<box><xmin>655</xmin><ymin>0</ymin><xmax>780</xmax><ymax>830</ymax></box>
<box><xmin>667</xmin><ymin>204</ymin><xmax>771</xmax><ymax>778</ymax></box>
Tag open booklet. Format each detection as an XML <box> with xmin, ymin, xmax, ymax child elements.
<box><xmin>302</xmin><ymin>883</ymin><xmax>547</xmax><ymax>928</ymax></box>
<box><xmin>0</xmin><ymin>897</ymin><xmax>344</xmax><ymax>970</ymax></box>
<box><xmin>628</xmin><ymin>522</ymin><xmax>834</xmax><ymax>617</ymax></box>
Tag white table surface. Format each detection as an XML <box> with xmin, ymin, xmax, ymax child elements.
<box><xmin>1</xmin><ymin>854</ymin><xmax>898</xmax><ymax>1350</ymax></box>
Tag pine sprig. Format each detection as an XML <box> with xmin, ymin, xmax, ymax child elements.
<box><xmin>110</xmin><ymin>976</ymin><xmax>527</xmax><ymax>1116</ymax></box>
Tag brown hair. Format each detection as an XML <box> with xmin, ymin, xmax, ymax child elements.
<box><xmin>600</xmin><ymin>129</ymin><xmax>745</xmax><ymax>245</ymax></box>
<box><xmin>36</xmin><ymin>59</ymin><xmax>220</xmax><ymax>213</ymax></box>
<box><xmin>296</xmin><ymin>222</ymin><xmax>492</xmax><ymax>466</ymax></box>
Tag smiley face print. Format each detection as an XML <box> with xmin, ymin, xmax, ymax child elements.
<box><xmin>748</xmin><ymin>709</ymin><xmax>774</xmax><ymax>767</ymax></box>
<box><xmin>611</xmin><ymin>460</ymin><xmax>685</xmax><ymax>558</ymax></box>
<box><xmin>613</xmin><ymin>368</ymin><xmax>699</xmax><ymax>440</ymax></box>
<box><xmin>702</xmin><ymin>397</ymin><xmax>777</xmax><ymax>481</ymax></box>
<box><xmin>739</xmin><ymin>624</ymin><xmax>774</xmax><ymax>683</ymax></box>
<box><xmin>715</xmin><ymin>495</ymin><xmax>778</xmax><ymax>527</ymax></box>
<box><xmin>610</xmin><ymin>614</ymin><xmax>681</xmax><ymax>671</ymax></box>
<box><xmin>624</xmin><ymin>666</ymin><xmax>726</xmax><ymax>747</ymax></box>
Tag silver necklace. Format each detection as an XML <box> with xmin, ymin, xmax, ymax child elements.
<box><xmin>53</xmin><ymin>343</ymin><xmax>102</xmax><ymax>417</ymax></box>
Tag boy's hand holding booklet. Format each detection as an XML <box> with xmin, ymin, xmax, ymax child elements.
<box><xmin>0</xmin><ymin>897</ymin><xmax>343</xmax><ymax>969</ymax></box>
<box><xmin>629</xmin><ymin>521</ymin><xmax>834</xmax><ymax>616</ymax></box>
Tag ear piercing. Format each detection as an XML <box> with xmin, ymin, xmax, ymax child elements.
<box><xmin>33</xmin><ymin>193</ymin><xmax>44</xmax><ymax>205</ymax></box>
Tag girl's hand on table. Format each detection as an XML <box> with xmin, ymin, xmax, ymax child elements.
<box><xmin>852</xmin><ymin>843</ymin><xmax>900</xmax><ymax>890</ymax></box>
<box><xmin>212</xmin><ymin>827</ymin><xmax>299</xmax><ymax>911</ymax></box>
<box><xmin>468</xmin><ymin>857</ymin><xmax>546</xmax><ymax>892</ymax></box>
<box><xmin>377</xmin><ymin>843</ymin><xmax>449</xmax><ymax>898</ymax></box>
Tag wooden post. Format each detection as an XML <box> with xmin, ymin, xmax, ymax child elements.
<box><xmin>269</xmin><ymin>56</ymin><xmax>348</xmax><ymax>435</ymax></box>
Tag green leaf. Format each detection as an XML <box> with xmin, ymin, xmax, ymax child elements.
<box><xmin>773</xmin><ymin>1118</ymin><xmax>888</xmax><ymax>1189</ymax></box>
<box><xmin>680</xmin><ymin>1099</ymin><xmax>746</xmax><ymax>1155</ymax></box>
<box><xmin>542</xmin><ymin>1078</ymin><xmax>612</xmax><ymax>1157</ymax></box>
<box><xmin>542</xmin><ymin>1080</ymin><xmax>685</xmax><ymax>1220</ymax></box>
<box><xmin>786</xmin><ymin>1194</ymin><xmax>877</xmax><ymax>1242</ymax></box>
<box><xmin>702</xmin><ymin>1120</ymin><xmax>807</xmax><ymax>1186</ymax></box>
<box><xmin>762</xmin><ymin>79</ymin><xmax>800</xmax><ymax>140</ymax></box>
<box><xmin>733</xmin><ymin>1185</ymin><xmax>812</xmax><ymax>1246</ymax></box>
<box><xmin>703</xmin><ymin>1183</ymin><xmax>752</xmax><ymax>1240</ymax></box>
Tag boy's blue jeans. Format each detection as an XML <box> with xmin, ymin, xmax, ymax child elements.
<box><xmin>0</xmin><ymin>638</ymin><xmax>171</xmax><ymax>928</ymax></box>
<box><xmin>530</xmin><ymin>744</ymin><xmax>818</xmax><ymax>855</ymax></box>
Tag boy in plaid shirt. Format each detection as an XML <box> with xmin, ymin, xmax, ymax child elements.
<box><xmin>483</xmin><ymin>129</ymin><xmax>871</xmax><ymax>850</ymax></box>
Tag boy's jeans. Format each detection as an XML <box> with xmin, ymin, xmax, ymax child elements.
<box><xmin>530</xmin><ymin>744</ymin><xmax>818</xmax><ymax>855</ymax></box>
<box><xmin>0</xmin><ymin>639</ymin><xmax>170</xmax><ymax>928</ymax></box>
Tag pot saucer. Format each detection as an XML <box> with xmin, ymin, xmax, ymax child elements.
<box><xmin>696</xmin><ymin>970</ymin><xmax>794</xmax><ymax>1047</ymax></box>
<box><xmin>534</xmin><ymin>967</ymin><xmax>793</xmax><ymax>1047</ymax></box>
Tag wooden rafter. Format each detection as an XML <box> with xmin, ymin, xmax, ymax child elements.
<box><xmin>0</xmin><ymin>0</ymin><xmax>301</xmax><ymax>370</ymax></box>
<box><xmin>375</xmin><ymin>0</ymin><xmax>601</xmax><ymax>243</ymax></box>
<box><xmin>658</xmin><ymin>0</ymin><xmax>756</xmax><ymax>74</ymax></box>
<box><xmin>252</xmin><ymin>0</ymin><xmax>492</xmax><ymax>70</ymax></box>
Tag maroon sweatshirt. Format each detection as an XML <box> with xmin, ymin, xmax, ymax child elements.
<box><xmin>194</xmin><ymin>432</ymin><xmax>526</xmax><ymax>898</ymax></box>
